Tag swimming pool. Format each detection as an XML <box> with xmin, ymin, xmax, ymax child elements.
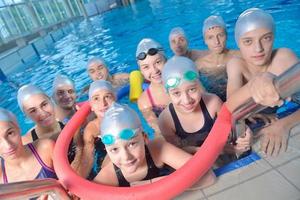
<box><xmin>0</xmin><ymin>0</ymin><xmax>299</xmax><ymax>133</ymax></box>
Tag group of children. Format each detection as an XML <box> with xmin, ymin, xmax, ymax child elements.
<box><xmin>1</xmin><ymin>7</ymin><xmax>299</xmax><ymax>198</ymax></box>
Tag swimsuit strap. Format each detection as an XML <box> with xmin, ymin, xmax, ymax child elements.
<box><xmin>31</xmin><ymin>129</ymin><xmax>39</xmax><ymax>141</ymax></box>
<box><xmin>143</xmin><ymin>146</ymin><xmax>160</xmax><ymax>180</ymax></box>
<box><xmin>113</xmin><ymin>164</ymin><xmax>130</xmax><ymax>187</ymax></box>
<box><xmin>1</xmin><ymin>158</ymin><xmax>8</xmax><ymax>183</ymax></box>
<box><xmin>27</xmin><ymin>143</ymin><xmax>55</xmax><ymax>173</ymax></box>
<box><xmin>146</xmin><ymin>88</ymin><xmax>156</xmax><ymax>107</ymax></box>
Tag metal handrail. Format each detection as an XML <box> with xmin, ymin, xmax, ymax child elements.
<box><xmin>231</xmin><ymin>61</ymin><xmax>300</xmax><ymax>141</ymax></box>
<box><xmin>0</xmin><ymin>178</ymin><xmax>70</xmax><ymax>200</ymax></box>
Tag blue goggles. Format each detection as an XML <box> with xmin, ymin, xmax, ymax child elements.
<box><xmin>100</xmin><ymin>128</ymin><xmax>141</xmax><ymax>145</ymax></box>
<box><xmin>165</xmin><ymin>71</ymin><xmax>198</xmax><ymax>91</ymax></box>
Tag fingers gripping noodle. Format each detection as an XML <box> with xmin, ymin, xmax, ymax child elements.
<box><xmin>53</xmin><ymin>102</ymin><xmax>232</xmax><ymax>200</ymax></box>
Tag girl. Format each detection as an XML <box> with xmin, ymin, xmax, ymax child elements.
<box><xmin>136</xmin><ymin>38</ymin><xmax>170</xmax><ymax>134</ymax></box>
<box><xmin>0</xmin><ymin>108</ymin><xmax>56</xmax><ymax>199</ymax></box>
<box><xmin>93</xmin><ymin>103</ymin><xmax>216</xmax><ymax>188</ymax></box>
<box><xmin>17</xmin><ymin>84</ymin><xmax>79</xmax><ymax>164</ymax></box>
<box><xmin>159</xmin><ymin>56</ymin><xmax>252</xmax><ymax>157</ymax></box>
<box><xmin>78</xmin><ymin>80</ymin><xmax>116</xmax><ymax>179</ymax></box>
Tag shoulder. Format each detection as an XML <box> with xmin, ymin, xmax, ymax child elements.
<box><xmin>83</xmin><ymin>120</ymin><xmax>99</xmax><ymax>140</ymax></box>
<box><xmin>21</xmin><ymin>129</ymin><xmax>34</xmax><ymax>145</ymax></box>
<box><xmin>113</xmin><ymin>73</ymin><xmax>129</xmax><ymax>79</ymax></box>
<box><xmin>34</xmin><ymin>138</ymin><xmax>55</xmax><ymax>153</ymax></box>
<box><xmin>271</xmin><ymin>48</ymin><xmax>299</xmax><ymax>74</ymax></box>
<box><xmin>158</xmin><ymin>106</ymin><xmax>172</xmax><ymax>127</ymax></box>
<box><xmin>202</xmin><ymin>93</ymin><xmax>223</xmax><ymax>115</ymax></box>
<box><xmin>191</xmin><ymin>49</ymin><xmax>209</xmax><ymax>61</ymax></box>
<box><xmin>137</xmin><ymin>91</ymin><xmax>151</xmax><ymax>110</ymax></box>
<box><xmin>93</xmin><ymin>162</ymin><xmax>118</xmax><ymax>186</ymax></box>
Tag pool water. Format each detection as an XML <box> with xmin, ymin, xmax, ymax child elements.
<box><xmin>0</xmin><ymin>0</ymin><xmax>299</xmax><ymax>134</ymax></box>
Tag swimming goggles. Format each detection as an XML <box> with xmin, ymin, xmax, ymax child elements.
<box><xmin>165</xmin><ymin>71</ymin><xmax>198</xmax><ymax>90</ymax></box>
<box><xmin>100</xmin><ymin>128</ymin><xmax>141</xmax><ymax>145</ymax></box>
<box><xmin>137</xmin><ymin>48</ymin><xmax>163</xmax><ymax>60</ymax></box>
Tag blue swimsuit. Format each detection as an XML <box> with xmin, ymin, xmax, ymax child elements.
<box><xmin>1</xmin><ymin>143</ymin><xmax>57</xmax><ymax>183</ymax></box>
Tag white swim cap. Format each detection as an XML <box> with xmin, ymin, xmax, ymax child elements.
<box><xmin>100</xmin><ymin>103</ymin><xmax>142</xmax><ymax>145</ymax></box>
<box><xmin>52</xmin><ymin>74</ymin><xmax>75</xmax><ymax>93</ymax></box>
<box><xmin>162</xmin><ymin>56</ymin><xmax>199</xmax><ymax>91</ymax></box>
<box><xmin>87</xmin><ymin>57</ymin><xmax>106</xmax><ymax>70</ymax></box>
<box><xmin>0</xmin><ymin>108</ymin><xmax>18</xmax><ymax>128</ymax></box>
<box><xmin>235</xmin><ymin>8</ymin><xmax>274</xmax><ymax>45</ymax></box>
<box><xmin>169</xmin><ymin>27</ymin><xmax>186</xmax><ymax>42</ymax></box>
<box><xmin>202</xmin><ymin>15</ymin><xmax>226</xmax><ymax>38</ymax></box>
<box><xmin>88</xmin><ymin>80</ymin><xmax>115</xmax><ymax>101</ymax></box>
<box><xmin>136</xmin><ymin>38</ymin><xmax>165</xmax><ymax>60</ymax></box>
<box><xmin>17</xmin><ymin>84</ymin><xmax>47</xmax><ymax>113</ymax></box>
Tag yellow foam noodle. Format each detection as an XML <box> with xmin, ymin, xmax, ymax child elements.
<box><xmin>129</xmin><ymin>70</ymin><xmax>144</xmax><ymax>102</ymax></box>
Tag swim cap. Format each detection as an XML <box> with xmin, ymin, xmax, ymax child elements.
<box><xmin>202</xmin><ymin>15</ymin><xmax>226</xmax><ymax>38</ymax></box>
<box><xmin>169</xmin><ymin>27</ymin><xmax>186</xmax><ymax>42</ymax></box>
<box><xmin>88</xmin><ymin>80</ymin><xmax>115</xmax><ymax>101</ymax></box>
<box><xmin>162</xmin><ymin>56</ymin><xmax>199</xmax><ymax>91</ymax></box>
<box><xmin>52</xmin><ymin>74</ymin><xmax>75</xmax><ymax>93</ymax></box>
<box><xmin>235</xmin><ymin>8</ymin><xmax>274</xmax><ymax>45</ymax></box>
<box><xmin>100</xmin><ymin>103</ymin><xmax>142</xmax><ymax>145</ymax></box>
<box><xmin>17</xmin><ymin>84</ymin><xmax>47</xmax><ymax>113</ymax></box>
<box><xmin>0</xmin><ymin>108</ymin><xmax>18</xmax><ymax>127</ymax></box>
<box><xmin>136</xmin><ymin>38</ymin><xmax>165</xmax><ymax>59</ymax></box>
<box><xmin>86</xmin><ymin>57</ymin><xmax>106</xmax><ymax>70</ymax></box>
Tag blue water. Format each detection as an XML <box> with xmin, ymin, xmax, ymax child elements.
<box><xmin>0</xmin><ymin>0</ymin><xmax>300</xmax><ymax>134</ymax></box>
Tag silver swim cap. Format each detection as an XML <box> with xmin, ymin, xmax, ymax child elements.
<box><xmin>88</xmin><ymin>80</ymin><xmax>115</xmax><ymax>101</ymax></box>
<box><xmin>0</xmin><ymin>108</ymin><xmax>18</xmax><ymax>127</ymax></box>
<box><xmin>202</xmin><ymin>15</ymin><xmax>226</xmax><ymax>38</ymax></box>
<box><xmin>100</xmin><ymin>103</ymin><xmax>142</xmax><ymax>145</ymax></box>
<box><xmin>17</xmin><ymin>84</ymin><xmax>47</xmax><ymax>113</ymax></box>
<box><xmin>87</xmin><ymin>57</ymin><xmax>106</xmax><ymax>70</ymax></box>
<box><xmin>52</xmin><ymin>74</ymin><xmax>75</xmax><ymax>93</ymax></box>
<box><xmin>136</xmin><ymin>38</ymin><xmax>165</xmax><ymax>60</ymax></box>
<box><xmin>169</xmin><ymin>27</ymin><xmax>186</xmax><ymax>42</ymax></box>
<box><xmin>235</xmin><ymin>8</ymin><xmax>274</xmax><ymax>45</ymax></box>
<box><xmin>162</xmin><ymin>56</ymin><xmax>199</xmax><ymax>91</ymax></box>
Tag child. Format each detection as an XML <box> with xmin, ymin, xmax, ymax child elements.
<box><xmin>93</xmin><ymin>103</ymin><xmax>216</xmax><ymax>188</ymax></box>
<box><xmin>77</xmin><ymin>80</ymin><xmax>116</xmax><ymax>179</ymax></box>
<box><xmin>159</xmin><ymin>56</ymin><xmax>251</xmax><ymax>156</ymax></box>
<box><xmin>136</xmin><ymin>38</ymin><xmax>170</xmax><ymax>135</ymax></box>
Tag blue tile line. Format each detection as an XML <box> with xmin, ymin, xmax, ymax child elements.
<box><xmin>213</xmin><ymin>152</ymin><xmax>261</xmax><ymax>177</ymax></box>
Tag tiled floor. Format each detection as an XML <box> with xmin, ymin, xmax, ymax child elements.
<box><xmin>176</xmin><ymin>126</ymin><xmax>300</xmax><ymax>200</ymax></box>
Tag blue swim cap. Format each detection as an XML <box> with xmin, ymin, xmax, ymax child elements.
<box><xmin>162</xmin><ymin>56</ymin><xmax>199</xmax><ymax>91</ymax></box>
<box><xmin>52</xmin><ymin>74</ymin><xmax>75</xmax><ymax>93</ymax></box>
<box><xmin>88</xmin><ymin>80</ymin><xmax>115</xmax><ymax>101</ymax></box>
<box><xmin>87</xmin><ymin>57</ymin><xmax>107</xmax><ymax>70</ymax></box>
<box><xmin>0</xmin><ymin>108</ymin><xmax>19</xmax><ymax>128</ymax></box>
<box><xmin>235</xmin><ymin>8</ymin><xmax>275</xmax><ymax>46</ymax></box>
<box><xmin>202</xmin><ymin>15</ymin><xmax>226</xmax><ymax>38</ymax></box>
<box><xmin>17</xmin><ymin>84</ymin><xmax>47</xmax><ymax>113</ymax></box>
<box><xmin>136</xmin><ymin>38</ymin><xmax>165</xmax><ymax>59</ymax></box>
<box><xmin>169</xmin><ymin>27</ymin><xmax>187</xmax><ymax>42</ymax></box>
<box><xmin>100</xmin><ymin>103</ymin><xmax>142</xmax><ymax>141</ymax></box>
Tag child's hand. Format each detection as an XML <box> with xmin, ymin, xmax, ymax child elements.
<box><xmin>248</xmin><ymin>72</ymin><xmax>283</xmax><ymax>107</ymax></box>
<box><xmin>257</xmin><ymin>120</ymin><xmax>289</xmax><ymax>157</ymax></box>
<box><xmin>234</xmin><ymin>128</ymin><xmax>253</xmax><ymax>154</ymax></box>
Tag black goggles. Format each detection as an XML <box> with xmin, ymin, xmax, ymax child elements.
<box><xmin>137</xmin><ymin>48</ymin><xmax>163</xmax><ymax>60</ymax></box>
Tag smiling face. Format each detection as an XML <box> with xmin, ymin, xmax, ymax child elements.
<box><xmin>105</xmin><ymin>132</ymin><xmax>146</xmax><ymax>174</ymax></box>
<box><xmin>138</xmin><ymin>54</ymin><xmax>166</xmax><ymax>84</ymax></box>
<box><xmin>22</xmin><ymin>94</ymin><xmax>56</xmax><ymax>127</ymax></box>
<box><xmin>168</xmin><ymin>81</ymin><xmax>203</xmax><ymax>113</ymax></box>
<box><xmin>90</xmin><ymin>89</ymin><xmax>116</xmax><ymax>118</ymax></box>
<box><xmin>204</xmin><ymin>26</ymin><xmax>227</xmax><ymax>54</ymax></box>
<box><xmin>0</xmin><ymin>121</ymin><xmax>22</xmax><ymax>160</ymax></box>
<box><xmin>169</xmin><ymin>35</ymin><xmax>188</xmax><ymax>56</ymax></box>
<box><xmin>54</xmin><ymin>85</ymin><xmax>76</xmax><ymax>109</ymax></box>
<box><xmin>88</xmin><ymin>61</ymin><xmax>110</xmax><ymax>81</ymax></box>
<box><xmin>238</xmin><ymin>27</ymin><xmax>274</xmax><ymax>67</ymax></box>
